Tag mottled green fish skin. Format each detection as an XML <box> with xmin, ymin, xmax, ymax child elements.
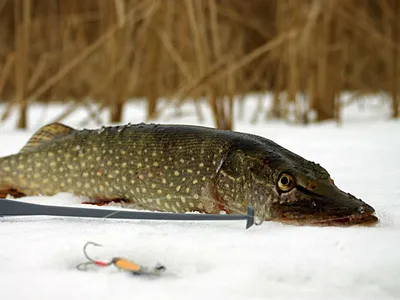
<box><xmin>0</xmin><ymin>122</ymin><xmax>377</xmax><ymax>225</ymax></box>
<box><xmin>0</xmin><ymin>123</ymin><xmax>243</xmax><ymax>213</ymax></box>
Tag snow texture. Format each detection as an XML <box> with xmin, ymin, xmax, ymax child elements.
<box><xmin>0</xmin><ymin>95</ymin><xmax>399</xmax><ymax>300</ymax></box>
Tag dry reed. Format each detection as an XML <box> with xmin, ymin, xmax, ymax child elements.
<box><xmin>0</xmin><ymin>0</ymin><xmax>399</xmax><ymax>129</ymax></box>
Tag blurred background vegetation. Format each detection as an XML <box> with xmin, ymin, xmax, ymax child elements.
<box><xmin>0</xmin><ymin>0</ymin><xmax>399</xmax><ymax>130</ymax></box>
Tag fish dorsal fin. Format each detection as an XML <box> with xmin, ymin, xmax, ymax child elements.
<box><xmin>20</xmin><ymin>122</ymin><xmax>75</xmax><ymax>153</ymax></box>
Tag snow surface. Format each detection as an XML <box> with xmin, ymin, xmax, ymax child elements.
<box><xmin>0</xmin><ymin>96</ymin><xmax>400</xmax><ymax>300</ymax></box>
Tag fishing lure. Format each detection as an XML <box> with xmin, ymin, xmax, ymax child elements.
<box><xmin>76</xmin><ymin>241</ymin><xmax>166</xmax><ymax>276</ymax></box>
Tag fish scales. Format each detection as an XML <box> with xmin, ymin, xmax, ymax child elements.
<box><xmin>0</xmin><ymin>123</ymin><xmax>239</xmax><ymax>213</ymax></box>
<box><xmin>0</xmin><ymin>122</ymin><xmax>378</xmax><ymax>225</ymax></box>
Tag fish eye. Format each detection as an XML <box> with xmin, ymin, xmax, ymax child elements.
<box><xmin>277</xmin><ymin>173</ymin><xmax>295</xmax><ymax>192</ymax></box>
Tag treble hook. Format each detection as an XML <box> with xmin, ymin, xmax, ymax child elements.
<box><xmin>76</xmin><ymin>241</ymin><xmax>113</xmax><ymax>271</ymax></box>
<box><xmin>83</xmin><ymin>241</ymin><xmax>113</xmax><ymax>266</ymax></box>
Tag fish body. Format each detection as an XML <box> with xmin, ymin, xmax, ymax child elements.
<box><xmin>0</xmin><ymin>122</ymin><xmax>377</xmax><ymax>225</ymax></box>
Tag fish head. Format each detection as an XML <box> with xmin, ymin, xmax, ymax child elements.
<box><xmin>219</xmin><ymin>140</ymin><xmax>378</xmax><ymax>226</ymax></box>
<box><xmin>266</xmin><ymin>170</ymin><xmax>378</xmax><ymax>226</ymax></box>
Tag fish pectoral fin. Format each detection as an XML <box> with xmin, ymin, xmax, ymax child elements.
<box><xmin>0</xmin><ymin>187</ymin><xmax>26</xmax><ymax>199</ymax></box>
<box><xmin>20</xmin><ymin>122</ymin><xmax>75</xmax><ymax>153</ymax></box>
<box><xmin>81</xmin><ymin>198</ymin><xmax>129</xmax><ymax>206</ymax></box>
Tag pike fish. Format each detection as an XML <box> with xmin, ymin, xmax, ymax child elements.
<box><xmin>0</xmin><ymin>122</ymin><xmax>378</xmax><ymax>226</ymax></box>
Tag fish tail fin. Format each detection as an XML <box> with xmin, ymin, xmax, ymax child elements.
<box><xmin>0</xmin><ymin>155</ymin><xmax>23</xmax><ymax>198</ymax></box>
<box><xmin>0</xmin><ymin>122</ymin><xmax>74</xmax><ymax>199</ymax></box>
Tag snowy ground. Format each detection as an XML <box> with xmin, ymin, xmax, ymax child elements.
<box><xmin>0</xmin><ymin>96</ymin><xmax>399</xmax><ymax>300</ymax></box>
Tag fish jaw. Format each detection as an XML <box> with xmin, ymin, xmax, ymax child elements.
<box><xmin>268</xmin><ymin>183</ymin><xmax>378</xmax><ymax>226</ymax></box>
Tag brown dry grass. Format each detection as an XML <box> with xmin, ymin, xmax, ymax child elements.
<box><xmin>0</xmin><ymin>0</ymin><xmax>399</xmax><ymax>129</ymax></box>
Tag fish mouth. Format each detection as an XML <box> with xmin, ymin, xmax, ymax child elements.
<box><xmin>280</xmin><ymin>211</ymin><xmax>378</xmax><ymax>226</ymax></box>
<box><xmin>311</xmin><ymin>213</ymin><xmax>378</xmax><ymax>226</ymax></box>
<box><xmin>270</xmin><ymin>184</ymin><xmax>379</xmax><ymax>227</ymax></box>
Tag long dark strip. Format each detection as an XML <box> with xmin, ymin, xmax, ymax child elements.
<box><xmin>0</xmin><ymin>199</ymin><xmax>254</xmax><ymax>229</ymax></box>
